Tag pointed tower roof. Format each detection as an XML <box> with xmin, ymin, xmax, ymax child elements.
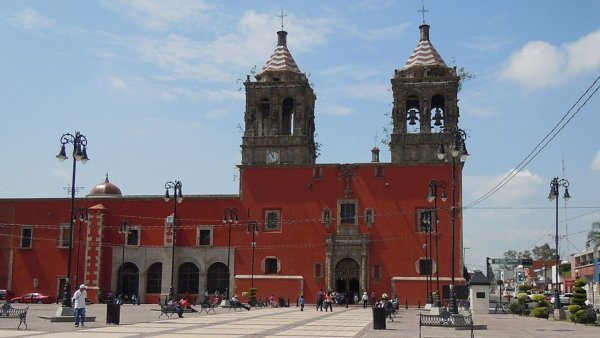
<box><xmin>402</xmin><ymin>24</ymin><xmax>447</xmax><ymax>70</ymax></box>
<box><xmin>256</xmin><ymin>31</ymin><xmax>301</xmax><ymax>78</ymax></box>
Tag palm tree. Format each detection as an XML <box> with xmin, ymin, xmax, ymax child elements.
<box><xmin>586</xmin><ymin>222</ymin><xmax>600</xmax><ymax>248</ymax></box>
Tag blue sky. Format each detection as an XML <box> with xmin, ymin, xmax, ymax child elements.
<box><xmin>1</xmin><ymin>0</ymin><xmax>599</xmax><ymax>272</ymax></box>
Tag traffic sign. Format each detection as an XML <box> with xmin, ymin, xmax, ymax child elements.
<box><xmin>490</xmin><ymin>258</ymin><xmax>520</xmax><ymax>265</ymax></box>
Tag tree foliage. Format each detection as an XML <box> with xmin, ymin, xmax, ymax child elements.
<box><xmin>503</xmin><ymin>249</ymin><xmax>532</xmax><ymax>260</ymax></box>
<box><xmin>586</xmin><ymin>221</ymin><xmax>600</xmax><ymax>248</ymax></box>
<box><xmin>532</xmin><ymin>243</ymin><xmax>554</xmax><ymax>260</ymax></box>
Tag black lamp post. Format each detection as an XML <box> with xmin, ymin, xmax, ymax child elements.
<box><xmin>223</xmin><ymin>207</ymin><xmax>239</xmax><ymax>300</ymax></box>
<box><xmin>427</xmin><ymin>179</ymin><xmax>447</xmax><ymax>307</ymax></box>
<box><xmin>74</xmin><ymin>208</ymin><xmax>89</xmax><ymax>288</ymax></box>
<box><xmin>435</xmin><ymin>126</ymin><xmax>468</xmax><ymax>314</ymax></box>
<box><xmin>56</xmin><ymin>132</ymin><xmax>89</xmax><ymax>307</ymax></box>
<box><xmin>247</xmin><ymin>221</ymin><xmax>259</xmax><ymax>289</ymax></box>
<box><xmin>548</xmin><ymin>177</ymin><xmax>570</xmax><ymax>310</ymax></box>
<box><xmin>118</xmin><ymin>219</ymin><xmax>131</xmax><ymax>297</ymax></box>
<box><xmin>164</xmin><ymin>180</ymin><xmax>183</xmax><ymax>301</ymax></box>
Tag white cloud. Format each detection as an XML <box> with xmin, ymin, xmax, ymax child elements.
<box><xmin>134</xmin><ymin>10</ymin><xmax>331</xmax><ymax>85</ymax></box>
<box><xmin>501</xmin><ymin>29</ymin><xmax>600</xmax><ymax>91</ymax></box>
<box><xmin>565</xmin><ymin>30</ymin><xmax>600</xmax><ymax>75</ymax></box>
<box><xmin>465</xmin><ymin>169</ymin><xmax>544</xmax><ymax>207</ymax></box>
<box><xmin>591</xmin><ymin>150</ymin><xmax>600</xmax><ymax>172</ymax></box>
<box><xmin>102</xmin><ymin>0</ymin><xmax>212</xmax><ymax>31</ymax></box>
<box><xmin>9</xmin><ymin>7</ymin><xmax>55</xmax><ymax>31</ymax></box>
<box><xmin>322</xmin><ymin>105</ymin><xmax>353</xmax><ymax>116</ymax></box>
<box><xmin>501</xmin><ymin>41</ymin><xmax>564</xmax><ymax>90</ymax></box>
<box><xmin>110</xmin><ymin>76</ymin><xmax>128</xmax><ymax>90</ymax></box>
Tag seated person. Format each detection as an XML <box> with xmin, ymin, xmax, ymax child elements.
<box><xmin>167</xmin><ymin>298</ymin><xmax>184</xmax><ymax>318</ymax></box>
<box><xmin>268</xmin><ymin>294</ymin><xmax>276</xmax><ymax>307</ymax></box>
<box><xmin>230</xmin><ymin>294</ymin><xmax>250</xmax><ymax>311</ymax></box>
<box><xmin>179</xmin><ymin>298</ymin><xmax>197</xmax><ymax>312</ymax></box>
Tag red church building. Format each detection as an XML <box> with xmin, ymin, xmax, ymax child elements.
<box><xmin>0</xmin><ymin>23</ymin><xmax>468</xmax><ymax>306</ymax></box>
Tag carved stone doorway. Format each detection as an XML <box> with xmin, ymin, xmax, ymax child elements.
<box><xmin>335</xmin><ymin>258</ymin><xmax>360</xmax><ymax>303</ymax></box>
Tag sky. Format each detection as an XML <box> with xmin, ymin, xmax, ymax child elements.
<box><xmin>1</xmin><ymin>0</ymin><xmax>599</xmax><ymax>272</ymax></box>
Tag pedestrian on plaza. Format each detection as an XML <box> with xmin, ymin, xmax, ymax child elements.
<box><xmin>362</xmin><ymin>292</ymin><xmax>369</xmax><ymax>308</ymax></box>
<box><xmin>97</xmin><ymin>287</ymin><xmax>104</xmax><ymax>304</ymax></box>
<box><xmin>72</xmin><ymin>284</ymin><xmax>87</xmax><ymax>327</ymax></box>
<box><xmin>299</xmin><ymin>295</ymin><xmax>305</xmax><ymax>311</ymax></box>
<box><xmin>325</xmin><ymin>292</ymin><xmax>333</xmax><ymax>312</ymax></box>
<box><xmin>370</xmin><ymin>291</ymin><xmax>375</xmax><ymax>306</ymax></box>
<box><xmin>106</xmin><ymin>290</ymin><xmax>114</xmax><ymax>304</ymax></box>
<box><xmin>316</xmin><ymin>289</ymin><xmax>324</xmax><ymax>311</ymax></box>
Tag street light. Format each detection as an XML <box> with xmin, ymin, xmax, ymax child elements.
<box><xmin>223</xmin><ymin>207</ymin><xmax>239</xmax><ymax>301</ymax></box>
<box><xmin>118</xmin><ymin>219</ymin><xmax>131</xmax><ymax>297</ymax></box>
<box><xmin>74</xmin><ymin>208</ymin><xmax>89</xmax><ymax>288</ymax></box>
<box><xmin>246</xmin><ymin>221</ymin><xmax>259</xmax><ymax>289</ymax></box>
<box><xmin>435</xmin><ymin>126</ymin><xmax>468</xmax><ymax>314</ymax></box>
<box><xmin>164</xmin><ymin>180</ymin><xmax>183</xmax><ymax>301</ymax></box>
<box><xmin>548</xmin><ymin>177</ymin><xmax>570</xmax><ymax>310</ymax></box>
<box><xmin>56</xmin><ymin>132</ymin><xmax>89</xmax><ymax>308</ymax></box>
<box><xmin>427</xmin><ymin>179</ymin><xmax>447</xmax><ymax>307</ymax></box>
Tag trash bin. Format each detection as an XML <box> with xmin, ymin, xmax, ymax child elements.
<box><xmin>372</xmin><ymin>307</ymin><xmax>386</xmax><ymax>329</ymax></box>
<box><xmin>106</xmin><ymin>303</ymin><xmax>121</xmax><ymax>325</ymax></box>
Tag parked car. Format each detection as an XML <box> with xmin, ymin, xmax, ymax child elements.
<box><xmin>550</xmin><ymin>293</ymin><xmax>573</xmax><ymax>306</ymax></box>
<box><xmin>10</xmin><ymin>292</ymin><xmax>56</xmax><ymax>304</ymax></box>
<box><xmin>0</xmin><ymin>289</ymin><xmax>16</xmax><ymax>301</ymax></box>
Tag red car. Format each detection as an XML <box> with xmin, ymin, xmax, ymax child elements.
<box><xmin>10</xmin><ymin>292</ymin><xmax>56</xmax><ymax>304</ymax></box>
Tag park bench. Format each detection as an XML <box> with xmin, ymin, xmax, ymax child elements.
<box><xmin>200</xmin><ymin>301</ymin><xmax>217</xmax><ymax>314</ymax></box>
<box><xmin>419</xmin><ymin>311</ymin><xmax>473</xmax><ymax>338</ymax></box>
<box><xmin>0</xmin><ymin>303</ymin><xmax>28</xmax><ymax>329</ymax></box>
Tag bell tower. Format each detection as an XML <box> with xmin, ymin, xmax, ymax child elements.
<box><xmin>241</xmin><ymin>30</ymin><xmax>317</xmax><ymax>166</ymax></box>
<box><xmin>389</xmin><ymin>23</ymin><xmax>461</xmax><ymax>164</ymax></box>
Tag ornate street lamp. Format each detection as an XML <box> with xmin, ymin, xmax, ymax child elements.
<box><xmin>118</xmin><ymin>219</ymin><xmax>131</xmax><ymax>297</ymax></box>
<box><xmin>548</xmin><ymin>177</ymin><xmax>570</xmax><ymax>310</ymax></box>
<box><xmin>164</xmin><ymin>180</ymin><xmax>183</xmax><ymax>301</ymax></box>
<box><xmin>223</xmin><ymin>207</ymin><xmax>239</xmax><ymax>301</ymax></box>
<box><xmin>427</xmin><ymin>179</ymin><xmax>447</xmax><ymax>307</ymax></box>
<box><xmin>56</xmin><ymin>132</ymin><xmax>89</xmax><ymax>308</ymax></box>
<box><xmin>74</xmin><ymin>208</ymin><xmax>89</xmax><ymax>288</ymax></box>
<box><xmin>247</xmin><ymin>221</ymin><xmax>259</xmax><ymax>289</ymax></box>
<box><xmin>435</xmin><ymin>126</ymin><xmax>468</xmax><ymax>314</ymax></box>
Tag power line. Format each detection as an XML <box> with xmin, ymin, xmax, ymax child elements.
<box><xmin>464</xmin><ymin>74</ymin><xmax>600</xmax><ymax>208</ymax></box>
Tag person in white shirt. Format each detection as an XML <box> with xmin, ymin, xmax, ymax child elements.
<box><xmin>72</xmin><ymin>284</ymin><xmax>87</xmax><ymax>327</ymax></box>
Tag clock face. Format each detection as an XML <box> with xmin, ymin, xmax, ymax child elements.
<box><xmin>267</xmin><ymin>150</ymin><xmax>279</xmax><ymax>163</ymax></box>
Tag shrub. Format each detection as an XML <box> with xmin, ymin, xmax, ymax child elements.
<box><xmin>538</xmin><ymin>300</ymin><xmax>549</xmax><ymax>307</ymax></box>
<box><xmin>530</xmin><ymin>294</ymin><xmax>545</xmax><ymax>302</ymax></box>
<box><xmin>522</xmin><ymin>308</ymin><xmax>531</xmax><ymax>316</ymax></box>
<box><xmin>517</xmin><ymin>293</ymin><xmax>530</xmax><ymax>302</ymax></box>
<box><xmin>531</xmin><ymin>307</ymin><xmax>549</xmax><ymax>319</ymax></box>
<box><xmin>509</xmin><ymin>301</ymin><xmax>524</xmax><ymax>315</ymax></box>
<box><xmin>573</xmin><ymin>279</ymin><xmax>586</xmax><ymax>288</ymax></box>
<box><xmin>569</xmin><ymin>309</ymin><xmax>598</xmax><ymax>324</ymax></box>
<box><xmin>570</xmin><ymin>279</ymin><xmax>587</xmax><ymax>306</ymax></box>
<box><xmin>567</xmin><ymin>304</ymin><xmax>581</xmax><ymax>313</ymax></box>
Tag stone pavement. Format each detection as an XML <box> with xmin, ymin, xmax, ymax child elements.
<box><xmin>0</xmin><ymin>303</ymin><xmax>598</xmax><ymax>337</ymax></box>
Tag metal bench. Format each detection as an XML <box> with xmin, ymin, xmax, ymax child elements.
<box><xmin>200</xmin><ymin>301</ymin><xmax>217</xmax><ymax>314</ymax></box>
<box><xmin>157</xmin><ymin>303</ymin><xmax>180</xmax><ymax>318</ymax></box>
<box><xmin>0</xmin><ymin>303</ymin><xmax>28</xmax><ymax>329</ymax></box>
<box><xmin>419</xmin><ymin>311</ymin><xmax>473</xmax><ymax>338</ymax></box>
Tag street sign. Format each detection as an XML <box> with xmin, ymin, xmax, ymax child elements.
<box><xmin>490</xmin><ymin>258</ymin><xmax>520</xmax><ymax>265</ymax></box>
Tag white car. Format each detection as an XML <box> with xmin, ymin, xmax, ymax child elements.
<box><xmin>550</xmin><ymin>293</ymin><xmax>573</xmax><ymax>306</ymax></box>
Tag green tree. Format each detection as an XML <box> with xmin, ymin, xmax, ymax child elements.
<box><xmin>586</xmin><ymin>221</ymin><xmax>600</xmax><ymax>248</ymax></box>
<box><xmin>532</xmin><ymin>243</ymin><xmax>554</xmax><ymax>260</ymax></box>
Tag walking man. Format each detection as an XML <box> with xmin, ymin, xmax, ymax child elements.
<box><xmin>72</xmin><ymin>284</ymin><xmax>87</xmax><ymax>327</ymax></box>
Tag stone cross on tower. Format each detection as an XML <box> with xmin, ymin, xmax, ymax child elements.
<box><xmin>338</xmin><ymin>165</ymin><xmax>357</xmax><ymax>198</ymax></box>
<box><xmin>277</xmin><ymin>9</ymin><xmax>287</xmax><ymax>31</ymax></box>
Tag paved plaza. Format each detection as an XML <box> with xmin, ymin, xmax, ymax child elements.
<box><xmin>0</xmin><ymin>303</ymin><xmax>599</xmax><ymax>337</ymax></box>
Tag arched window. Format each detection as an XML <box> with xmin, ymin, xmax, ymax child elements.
<box><xmin>207</xmin><ymin>262</ymin><xmax>228</xmax><ymax>295</ymax></box>
<box><xmin>117</xmin><ymin>262</ymin><xmax>139</xmax><ymax>298</ymax></box>
<box><xmin>177</xmin><ymin>262</ymin><xmax>199</xmax><ymax>294</ymax></box>
<box><xmin>406</xmin><ymin>96</ymin><xmax>420</xmax><ymax>133</ymax></box>
<box><xmin>146</xmin><ymin>262</ymin><xmax>162</xmax><ymax>294</ymax></box>
<box><xmin>430</xmin><ymin>95</ymin><xmax>445</xmax><ymax>132</ymax></box>
<box><xmin>282</xmin><ymin>98</ymin><xmax>294</xmax><ymax>135</ymax></box>
<box><xmin>258</xmin><ymin>99</ymin><xmax>270</xmax><ymax>136</ymax></box>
